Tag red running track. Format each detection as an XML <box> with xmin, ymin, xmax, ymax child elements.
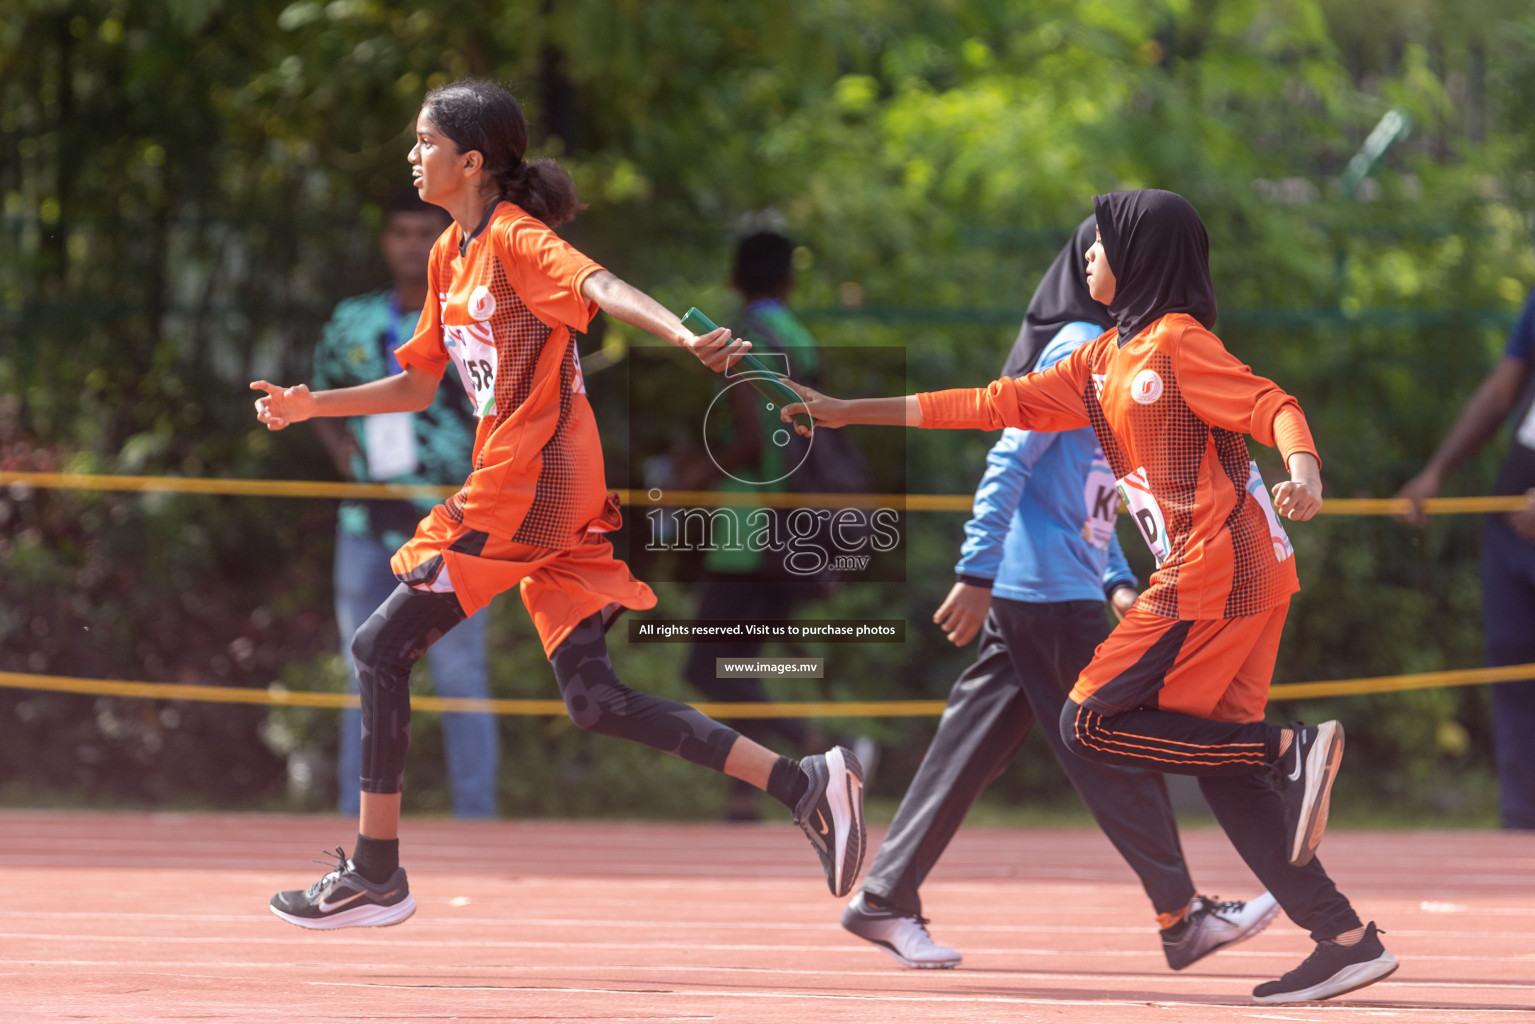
<box><xmin>0</xmin><ymin>810</ymin><xmax>1531</xmax><ymax>1023</ymax></box>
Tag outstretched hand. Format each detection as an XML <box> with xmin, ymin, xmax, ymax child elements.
<box><xmin>250</xmin><ymin>381</ymin><xmax>314</xmax><ymax>431</ymax></box>
<box><xmin>1393</xmin><ymin>471</ymin><xmax>1440</xmax><ymax>528</ymax></box>
<box><xmin>778</xmin><ymin>380</ymin><xmax>848</xmax><ymax>436</ymax></box>
<box><xmin>683</xmin><ymin>326</ymin><xmax>751</xmax><ymax>374</ymax></box>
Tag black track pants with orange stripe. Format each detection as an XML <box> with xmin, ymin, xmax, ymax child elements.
<box><xmin>1061</xmin><ymin>702</ymin><xmax>1281</xmax><ymax>777</ymax></box>
<box><xmin>1054</xmin><ymin>599</ymin><xmax>1363</xmax><ymax>941</ymax></box>
<box><xmin>1058</xmin><ymin>702</ymin><xmax>1361</xmax><ymax>941</ymax></box>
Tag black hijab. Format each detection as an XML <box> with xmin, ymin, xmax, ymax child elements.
<box><xmin>1001</xmin><ymin>216</ymin><xmax>1113</xmax><ymax>378</ymax></box>
<box><xmin>1091</xmin><ymin>189</ymin><xmax>1217</xmax><ymax>346</ymax></box>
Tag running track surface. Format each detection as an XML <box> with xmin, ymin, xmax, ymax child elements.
<box><xmin>0</xmin><ymin>811</ymin><xmax>1530</xmax><ymax>1023</ymax></box>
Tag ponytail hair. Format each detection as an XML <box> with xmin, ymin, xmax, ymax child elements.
<box><xmin>422</xmin><ymin>79</ymin><xmax>585</xmax><ymax>227</ymax></box>
<box><xmin>492</xmin><ymin>157</ymin><xmax>584</xmax><ymax>228</ymax></box>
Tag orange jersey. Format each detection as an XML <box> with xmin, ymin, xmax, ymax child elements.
<box><xmin>395</xmin><ymin>201</ymin><xmax>609</xmax><ymax>548</ymax></box>
<box><xmin>920</xmin><ymin>313</ymin><xmax>1319</xmax><ymax>620</ymax></box>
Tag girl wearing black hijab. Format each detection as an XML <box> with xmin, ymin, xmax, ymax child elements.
<box><xmin>842</xmin><ymin>215</ymin><xmax>1279</xmax><ymax>973</ymax></box>
<box><xmin>784</xmin><ymin>190</ymin><xmax>1395</xmax><ymax>1004</ymax></box>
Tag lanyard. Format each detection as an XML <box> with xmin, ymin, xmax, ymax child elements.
<box><xmin>383</xmin><ymin>292</ymin><xmax>406</xmax><ymax>377</ymax></box>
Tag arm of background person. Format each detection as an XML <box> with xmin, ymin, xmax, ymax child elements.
<box><xmin>935</xmin><ymin>428</ymin><xmax>1054</xmax><ymax>646</ymax></box>
<box><xmin>1103</xmin><ymin>530</ymin><xmax>1138</xmax><ymax>620</ymax></box>
<box><xmin>1395</xmin><ymin>355</ymin><xmax>1530</xmax><ymax>525</ymax></box>
<box><xmin>311</xmin><ymin>419</ymin><xmax>359</xmax><ymax>480</ymax></box>
<box><xmin>674</xmin><ymin>375</ymin><xmax>765</xmax><ymax>490</ymax></box>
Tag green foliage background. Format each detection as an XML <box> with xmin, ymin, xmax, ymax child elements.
<box><xmin>4</xmin><ymin>0</ymin><xmax>1534</xmax><ymax>822</ymax></box>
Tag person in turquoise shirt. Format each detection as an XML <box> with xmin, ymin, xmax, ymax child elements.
<box><xmin>309</xmin><ymin>189</ymin><xmax>498</xmax><ymax>819</ymax></box>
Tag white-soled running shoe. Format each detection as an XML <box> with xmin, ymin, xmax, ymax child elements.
<box><xmin>1279</xmin><ymin>720</ymin><xmax>1345</xmax><ymax>867</ymax></box>
<box><xmin>794</xmin><ymin>746</ymin><xmax>866</xmax><ymax>897</ymax></box>
<box><xmin>1162</xmin><ymin>891</ymin><xmax>1281</xmax><ymax>970</ymax></box>
<box><xmin>1253</xmin><ymin>922</ymin><xmax>1398</xmax><ymax>1003</ymax></box>
<box><xmin>841</xmin><ymin>891</ymin><xmax>961</xmax><ymax>969</ymax></box>
<box><xmin>269</xmin><ymin>846</ymin><xmax>416</xmax><ymax>930</ymax></box>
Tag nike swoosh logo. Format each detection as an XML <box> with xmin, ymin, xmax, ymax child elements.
<box><xmin>815</xmin><ymin>811</ymin><xmax>829</xmax><ymax>836</ymax></box>
<box><xmin>1287</xmin><ymin>741</ymin><xmax>1305</xmax><ymax>782</ymax></box>
<box><xmin>317</xmin><ymin>888</ymin><xmax>393</xmax><ymax>914</ymax></box>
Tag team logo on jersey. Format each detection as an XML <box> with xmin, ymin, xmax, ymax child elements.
<box><xmin>468</xmin><ymin>285</ymin><xmax>496</xmax><ymax>321</ymax></box>
<box><xmin>1131</xmin><ymin>369</ymin><xmax>1163</xmax><ymax>405</ymax></box>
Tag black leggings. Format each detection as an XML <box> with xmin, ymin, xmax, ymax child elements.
<box><xmin>353</xmin><ymin>585</ymin><xmax>740</xmax><ymax>795</ymax></box>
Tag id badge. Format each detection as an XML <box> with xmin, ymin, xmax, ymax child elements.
<box><xmin>364</xmin><ymin>412</ymin><xmax>419</xmax><ymax>480</ymax></box>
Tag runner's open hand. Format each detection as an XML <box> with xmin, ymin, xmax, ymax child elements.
<box><xmin>250</xmin><ymin>381</ymin><xmax>314</xmax><ymax>431</ymax></box>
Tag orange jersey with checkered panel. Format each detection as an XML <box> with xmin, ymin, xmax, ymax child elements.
<box><xmin>394</xmin><ymin>201</ymin><xmax>608</xmax><ymax>549</ymax></box>
<box><xmin>919</xmin><ymin>313</ymin><xmax>1319</xmax><ymax>620</ymax></box>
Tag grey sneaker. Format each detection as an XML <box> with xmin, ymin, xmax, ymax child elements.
<box><xmin>794</xmin><ymin>746</ymin><xmax>866</xmax><ymax>897</ymax></box>
<box><xmin>269</xmin><ymin>847</ymin><xmax>416</xmax><ymax>930</ymax></box>
<box><xmin>1279</xmin><ymin>720</ymin><xmax>1345</xmax><ymax>867</ymax></box>
<box><xmin>842</xmin><ymin>892</ymin><xmax>961</xmax><ymax>969</ymax></box>
<box><xmin>1163</xmin><ymin>892</ymin><xmax>1281</xmax><ymax>970</ymax></box>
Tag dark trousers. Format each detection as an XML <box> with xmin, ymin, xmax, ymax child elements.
<box><xmin>1194</xmin><ymin>774</ymin><xmax>1359</xmax><ymax>941</ymax></box>
<box><xmin>1058</xmin><ymin>649</ymin><xmax>1362</xmax><ymax>940</ymax></box>
<box><xmin>862</xmin><ymin>597</ymin><xmax>1196</xmax><ymax>918</ymax></box>
<box><xmin>1483</xmin><ymin>516</ymin><xmax>1535</xmax><ymax>829</ymax></box>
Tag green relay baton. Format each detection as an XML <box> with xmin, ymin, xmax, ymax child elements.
<box><xmin>680</xmin><ymin>307</ymin><xmax>813</xmax><ymax>428</ymax></box>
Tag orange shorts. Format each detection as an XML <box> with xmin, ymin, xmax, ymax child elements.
<box><xmin>390</xmin><ymin>496</ymin><xmax>657</xmax><ymax>657</ymax></box>
<box><xmin>1069</xmin><ymin>600</ymin><xmax>1289</xmax><ymax>723</ymax></box>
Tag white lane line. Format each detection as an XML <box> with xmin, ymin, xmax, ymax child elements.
<box><xmin>1</xmin><ymin>934</ymin><xmax>1533</xmax><ymax>969</ymax></box>
<box><xmin>4</xmin><ymin>958</ymin><xmax>1532</xmax><ymax>992</ymax></box>
<box><xmin>4</xmin><ymin>910</ymin><xmax>1535</xmax><ymax>943</ymax></box>
<box><xmin>300</xmin><ymin>979</ymin><xmax>1535</xmax><ymax>1014</ymax></box>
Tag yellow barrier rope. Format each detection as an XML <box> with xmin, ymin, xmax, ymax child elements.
<box><xmin>2</xmin><ymin>663</ymin><xmax>1530</xmax><ymax>717</ymax></box>
<box><xmin>1</xmin><ymin>470</ymin><xmax>1527</xmax><ymax>514</ymax></box>
<box><xmin>4</xmin><ymin>471</ymin><xmax>1528</xmax><ymax>716</ymax></box>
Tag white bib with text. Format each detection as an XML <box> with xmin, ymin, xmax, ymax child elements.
<box><xmin>1245</xmin><ymin>461</ymin><xmax>1295</xmax><ymax>563</ymax></box>
<box><xmin>1116</xmin><ymin>466</ymin><xmax>1169</xmax><ymax>565</ymax></box>
<box><xmin>444</xmin><ymin>322</ymin><xmax>498</xmax><ymax>417</ymax></box>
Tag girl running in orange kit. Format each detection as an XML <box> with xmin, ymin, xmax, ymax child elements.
<box><xmin>781</xmin><ymin>189</ymin><xmax>1396</xmax><ymax>1004</ymax></box>
<box><xmin>251</xmin><ymin>80</ymin><xmax>865</xmax><ymax>930</ymax></box>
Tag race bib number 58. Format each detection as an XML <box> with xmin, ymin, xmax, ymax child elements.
<box><xmin>1117</xmin><ymin>466</ymin><xmax>1168</xmax><ymax>564</ymax></box>
<box><xmin>443</xmin><ymin>323</ymin><xmax>498</xmax><ymax>417</ymax></box>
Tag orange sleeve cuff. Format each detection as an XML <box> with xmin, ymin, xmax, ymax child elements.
<box><xmin>1272</xmin><ymin>402</ymin><xmax>1320</xmax><ymax>468</ymax></box>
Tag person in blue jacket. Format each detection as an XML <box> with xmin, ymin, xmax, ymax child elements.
<box><xmin>840</xmin><ymin>216</ymin><xmax>1277</xmax><ymax>970</ymax></box>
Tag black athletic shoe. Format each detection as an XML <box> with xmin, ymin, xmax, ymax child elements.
<box><xmin>269</xmin><ymin>847</ymin><xmax>416</xmax><ymax>930</ymax></box>
<box><xmin>794</xmin><ymin>746</ymin><xmax>866</xmax><ymax>897</ymax></box>
<box><xmin>1279</xmin><ymin>720</ymin><xmax>1344</xmax><ymax>867</ymax></box>
<box><xmin>1162</xmin><ymin>891</ymin><xmax>1280</xmax><ymax>970</ymax></box>
<box><xmin>1253</xmin><ymin>922</ymin><xmax>1398</xmax><ymax>1003</ymax></box>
